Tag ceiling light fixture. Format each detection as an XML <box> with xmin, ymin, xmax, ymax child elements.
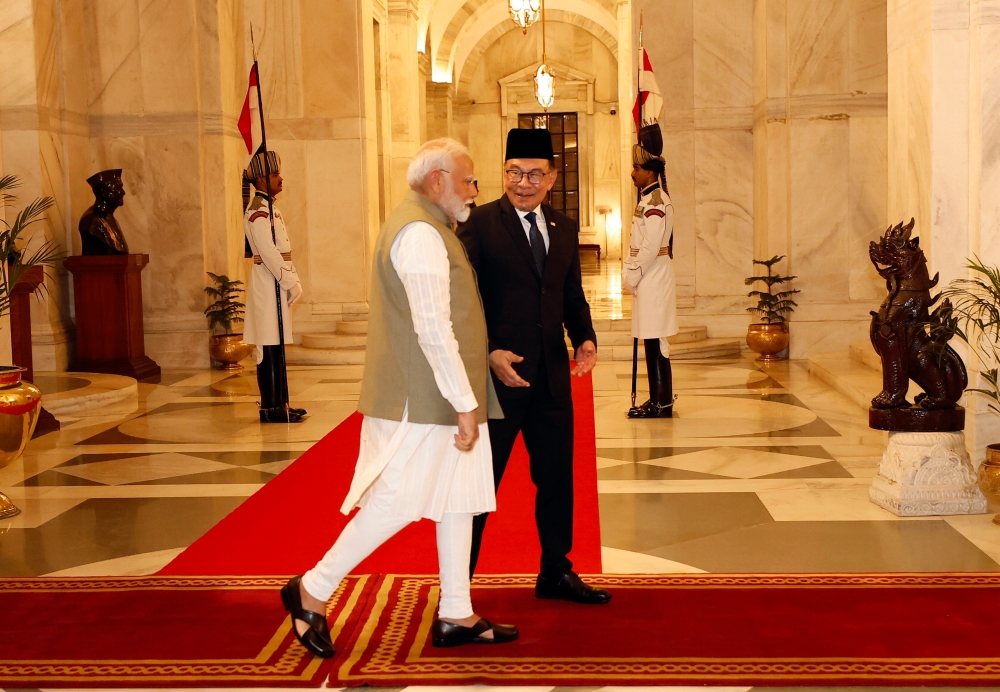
<box><xmin>508</xmin><ymin>0</ymin><xmax>540</xmax><ymax>33</ymax></box>
<box><xmin>534</xmin><ymin>0</ymin><xmax>554</xmax><ymax>110</ymax></box>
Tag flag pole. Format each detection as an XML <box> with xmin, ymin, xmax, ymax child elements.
<box><xmin>250</xmin><ymin>26</ymin><xmax>291</xmax><ymax>418</ymax></box>
<box><xmin>630</xmin><ymin>11</ymin><xmax>643</xmax><ymax>414</ymax></box>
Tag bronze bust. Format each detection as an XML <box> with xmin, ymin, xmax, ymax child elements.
<box><xmin>79</xmin><ymin>169</ymin><xmax>129</xmax><ymax>255</ymax></box>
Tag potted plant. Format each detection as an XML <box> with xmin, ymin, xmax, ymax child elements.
<box><xmin>204</xmin><ymin>272</ymin><xmax>252</xmax><ymax>370</ymax></box>
<box><xmin>745</xmin><ymin>255</ymin><xmax>799</xmax><ymax>362</ymax></box>
<box><xmin>942</xmin><ymin>259</ymin><xmax>1000</xmax><ymax>522</ymax></box>
<box><xmin>0</xmin><ymin>175</ymin><xmax>66</xmax><ymax>520</ymax></box>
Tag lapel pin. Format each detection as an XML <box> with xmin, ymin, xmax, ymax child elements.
<box><xmin>550</xmin><ymin>222</ymin><xmax>556</xmax><ymax>227</ymax></box>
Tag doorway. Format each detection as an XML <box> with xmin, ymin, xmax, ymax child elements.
<box><xmin>517</xmin><ymin>113</ymin><xmax>579</xmax><ymax>221</ymax></box>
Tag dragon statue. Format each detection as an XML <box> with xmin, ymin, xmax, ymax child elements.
<box><xmin>869</xmin><ymin>219</ymin><xmax>967</xmax><ymax>413</ymax></box>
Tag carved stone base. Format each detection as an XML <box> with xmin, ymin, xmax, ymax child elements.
<box><xmin>869</xmin><ymin>406</ymin><xmax>965</xmax><ymax>432</ymax></box>
<box><xmin>870</xmin><ymin>431</ymin><xmax>986</xmax><ymax>516</ymax></box>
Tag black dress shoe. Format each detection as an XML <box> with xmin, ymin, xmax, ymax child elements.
<box><xmin>289</xmin><ymin>407</ymin><xmax>307</xmax><ymax>417</ymax></box>
<box><xmin>535</xmin><ymin>571</ymin><xmax>611</xmax><ymax>604</ymax></box>
<box><xmin>260</xmin><ymin>407</ymin><xmax>304</xmax><ymax>423</ymax></box>
<box><xmin>280</xmin><ymin>576</ymin><xmax>335</xmax><ymax>658</ymax></box>
<box><xmin>627</xmin><ymin>400</ymin><xmax>673</xmax><ymax>418</ymax></box>
<box><xmin>431</xmin><ymin>617</ymin><xmax>519</xmax><ymax>647</ymax></box>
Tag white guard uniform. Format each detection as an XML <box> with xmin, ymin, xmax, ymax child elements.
<box><xmin>622</xmin><ymin>183</ymin><xmax>678</xmax><ymax>343</ymax></box>
<box><xmin>243</xmin><ymin>194</ymin><xmax>300</xmax><ymax>359</ymax></box>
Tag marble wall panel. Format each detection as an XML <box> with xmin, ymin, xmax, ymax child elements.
<box><xmin>693</xmin><ymin>0</ymin><xmax>753</xmax><ymax>109</ymax></box>
<box><xmin>663</xmin><ymin>129</ymin><xmax>696</xmax><ymax>300</ymax></box>
<box><xmin>848</xmin><ymin>115</ymin><xmax>888</xmax><ymax>302</ymax></box>
<box><xmin>693</xmin><ymin>129</ymin><xmax>753</xmax><ymax>297</ymax></box>
<box><xmin>639</xmin><ymin>0</ymin><xmax>694</xmax><ymax>114</ymax></box>
<box><xmin>850</xmin><ymin>0</ymin><xmax>889</xmax><ymax>92</ymax></box>
<box><xmin>468</xmin><ymin>112</ymin><xmax>503</xmax><ymax>204</ymax></box>
<box><xmin>0</xmin><ymin>0</ymin><xmax>37</xmax><ymax>106</ymax></box>
<box><xmin>978</xmin><ymin>23</ymin><xmax>1000</xmax><ymax>263</ymax></box>
<box><xmin>790</xmin><ymin>118</ymin><xmax>850</xmax><ymax>303</ymax></box>
<box><xmin>766</xmin><ymin>0</ymin><xmax>788</xmax><ymax>99</ymax></box>
<box><xmin>788</xmin><ymin>0</ymin><xmax>849</xmax><ymax>95</ymax></box>
<box><xmin>243</xmin><ymin>0</ymin><xmax>304</xmax><ymax>120</ymax></box>
<box><xmin>301</xmin><ymin>0</ymin><xmax>362</xmax><ymax>118</ymax></box>
<box><xmin>304</xmin><ymin>139</ymin><xmax>368</xmax><ymax>305</ymax></box>
<box><xmin>138</xmin><ymin>0</ymin><xmax>199</xmax><ymax>113</ymax></box>
<box><xmin>84</xmin><ymin>0</ymin><xmax>143</xmax><ymax>114</ymax></box>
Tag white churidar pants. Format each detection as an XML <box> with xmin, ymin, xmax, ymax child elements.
<box><xmin>301</xmin><ymin>419</ymin><xmax>475</xmax><ymax>619</ymax></box>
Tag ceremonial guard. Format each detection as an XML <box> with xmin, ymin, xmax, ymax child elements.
<box><xmin>243</xmin><ymin>151</ymin><xmax>306</xmax><ymax>423</ymax></box>
<box><xmin>623</xmin><ymin>122</ymin><xmax>678</xmax><ymax>418</ymax></box>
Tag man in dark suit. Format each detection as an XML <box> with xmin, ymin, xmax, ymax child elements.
<box><xmin>458</xmin><ymin>128</ymin><xmax>610</xmax><ymax>605</ymax></box>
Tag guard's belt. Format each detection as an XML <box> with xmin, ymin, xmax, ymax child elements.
<box><xmin>253</xmin><ymin>252</ymin><xmax>292</xmax><ymax>264</ymax></box>
<box><xmin>630</xmin><ymin>247</ymin><xmax>671</xmax><ymax>257</ymax></box>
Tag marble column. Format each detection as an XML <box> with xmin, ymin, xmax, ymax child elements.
<box><xmin>0</xmin><ymin>0</ymin><xmax>89</xmax><ymax>371</ymax></box>
<box><xmin>387</xmin><ymin>0</ymin><xmax>422</xmax><ymax>210</ymax></box>
<box><xmin>752</xmin><ymin>0</ymin><xmax>888</xmax><ymax>357</ymax></box>
<box><xmin>887</xmin><ymin>0</ymin><xmax>1000</xmax><ymax>461</ymax></box>
<box><xmin>245</xmin><ymin>0</ymin><xmax>379</xmax><ymax>332</ymax></box>
<box><xmin>615</xmin><ymin>0</ymin><xmax>632</xmax><ymax>261</ymax></box>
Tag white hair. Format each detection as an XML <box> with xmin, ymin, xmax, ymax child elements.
<box><xmin>407</xmin><ymin>138</ymin><xmax>471</xmax><ymax>190</ymax></box>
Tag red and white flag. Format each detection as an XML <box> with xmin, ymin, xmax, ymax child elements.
<box><xmin>238</xmin><ymin>64</ymin><xmax>263</xmax><ymax>162</ymax></box>
<box><xmin>632</xmin><ymin>48</ymin><xmax>663</xmax><ymax>127</ymax></box>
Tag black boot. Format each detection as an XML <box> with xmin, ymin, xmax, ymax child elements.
<box><xmin>257</xmin><ymin>346</ymin><xmax>304</xmax><ymax>423</ymax></box>
<box><xmin>628</xmin><ymin>339</ymin><xmax>674</xmax><ymax>418</ymax></box>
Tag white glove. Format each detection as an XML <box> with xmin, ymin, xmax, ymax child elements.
<box><xmin>621</xmin><ymin>268</ymin><xmax>638</xmax><ymax>296</ymax></box>
<box><xmin>288</xmin><ymin>281</ymin><xmax>303</xmax><ymax>306</ymax></box>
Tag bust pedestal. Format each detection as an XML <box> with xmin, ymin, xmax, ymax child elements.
<box><xmin>870</xmin><ymin>431</ymin><xmax>986</xmax><ymax>516</ymax></box>
<box><xmin>65</xmin><ymin>254</ymin><xmax>160</xmax><ymax>382</ymax></box>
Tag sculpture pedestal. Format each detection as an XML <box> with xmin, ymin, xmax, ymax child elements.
<box><xmin>870</xmin><ymin>431</ymin><xmax>986</xmax><ymax>516</ymax></box>
<box><xmin>65</xmin><ymin>255</ymin><xmax>160</xmax><ymax>382</ymax></box>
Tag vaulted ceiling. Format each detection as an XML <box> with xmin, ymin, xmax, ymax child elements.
<box><xmin>416</xmin><ymin>0</ymin><xmax>619</xmax><ymax>84</ymax></box>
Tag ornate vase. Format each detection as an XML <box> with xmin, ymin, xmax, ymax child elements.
<box><xmin>0</xmin><ymin>366</ymin><xmax>42</xmax><ymax>520</ymax></box>
<box><xmin>746</xmin><ymin>323</ymin><xmax>789</xmax><ymax>362</ymax></box>
<box><xmin>209</xmin><ymin>333</ymin><xmax>253</xmax><ymax>370</ymax></box>
<box><xmin>976</xmin><ymin>444</ymin><xmax>1000</xmax><ymax>524</ymax></box>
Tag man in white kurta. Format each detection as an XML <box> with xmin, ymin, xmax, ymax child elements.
<box><xmin>279</xmin><ymin>139</ymin><xmax>518</xmax><ymax>660</ymax></box>
<box><xmin>622</xmin><ymin>122</ymin><xmax>678</xmax><ymax>418</ymax></box>
<box><xmin>243</xmin><ymin>151</ymin><xmax>306</xmax><ymax>423</ymax></box>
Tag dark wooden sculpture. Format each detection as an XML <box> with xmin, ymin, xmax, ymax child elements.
<box><xmin>79</xmin><ymin>169</ymin><xmax>129</xmax><ymax>255</ymax></box>
<box><xmin>868</xmin><ymin>219</ymin><xmax>967</xmax><ymax>431</ymax></box>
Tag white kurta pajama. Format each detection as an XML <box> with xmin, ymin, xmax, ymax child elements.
<box><xmin>243</xmin><ymin>195</ymin><xmax>299</xmax><ymax>362</ymax></box>
<box><xmin>622</xmin><ymin>184</ymin><xmax>678</xmax><ymax>352</ymax></box>
<box><xmin>302</xmin><ymin>221</ymin><xmax>494</xmax><ymax>619</ymax></box>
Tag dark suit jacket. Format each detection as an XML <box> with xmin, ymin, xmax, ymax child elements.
<box><xmin>458</xmin><ymin>195</ymin><xmax>596</xmax><ymax>401</ymax></box>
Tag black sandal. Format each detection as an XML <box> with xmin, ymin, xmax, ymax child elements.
<box><xmin>280</xmin><ymin>576</ymin><xmax>335</xmax><ymax>658</ymax></box>
<box><xmin>431</xmin><ymin>617</ymin><xmax>519</xmax><ymax>647</ymax></box>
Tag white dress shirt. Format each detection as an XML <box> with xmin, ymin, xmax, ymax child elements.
<box><xmin>515</xmin><ymin>205</ymin><xmax>550</xmax><ymax>252</ymax></box>
<box><xmin>340</xmin><ymin>219</ymin><xmax>495</xmax><ymax>523</ymax></box>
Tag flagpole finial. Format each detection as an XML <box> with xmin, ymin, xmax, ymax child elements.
<box><xmin>250</xmin><ymin>22</ymin><xmax>258</xmax><ymax>61</ymax></box>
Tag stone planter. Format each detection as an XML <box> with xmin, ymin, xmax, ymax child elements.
<box><xmin>976</xmin><ymin>443</ymin><xmax>1000</xmax><ymax>524</ymax></box>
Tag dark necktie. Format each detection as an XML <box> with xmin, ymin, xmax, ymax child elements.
<box><xmin>525</xmin><ymin>211</ymin><xmax>546</xmax><ymax>275</ymax></box>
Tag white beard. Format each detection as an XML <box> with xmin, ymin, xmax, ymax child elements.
<box><xmin>441</xmin><ymin>180</ymin><xmax>473</xmax><ymax>223</ymax></box>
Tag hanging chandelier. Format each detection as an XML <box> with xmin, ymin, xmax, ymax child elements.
<box><xmin>508</xmin><ymin>0</ymin><xmax>540</xmax><ymax>32</ymax></box>
<box><xmin>533</xmin><ymin>0</ymin><xmax>553</xmax><ymax>109</ymax></box>
<box><xmin>534</xmin><ymin>64</ymin><xmax>555</xmax><ymax>109</ymax></box>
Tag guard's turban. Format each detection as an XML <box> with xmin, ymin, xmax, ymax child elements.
<box><xmin>244</xmin><ymin>151</ymin><xmax>281</xmax><ymax>181</ymax></box>
<box><xmin>633</xmin><ymin>121</ymin><xmax>665</xmax><ymax>170</ymax></box>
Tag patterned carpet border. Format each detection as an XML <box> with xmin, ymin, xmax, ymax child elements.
<box><xmin>0</xmin><ymin>575</ymin><xmax>372</xmax><ymax>687</ymax></box>
<box><xmin>333</xmin><ymin>573</ymin><xmax>1000</xmax><ymax>686</ymax></box>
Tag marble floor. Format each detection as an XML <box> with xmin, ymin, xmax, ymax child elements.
<box><xmin>3</xmin><ymin>259</ymin><xmax>1000</xmax><ymax>578</ymax></box>
<box><xmin>3</xmin><ymin>259</ymin><xmax>1000</xmax><ymax>690</ymax></box>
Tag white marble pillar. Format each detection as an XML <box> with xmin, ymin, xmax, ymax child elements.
<box><xmin>887</xmin><ymin>0</ymin><xmax>1000</xmax><ymax>462</ymax></box>
<box><xmin>615</xmin><ymin>0</ymin><xmax>632</xmax><ymax>261</ymax></box>
<box><xmin>387</xmin><ymin>0</ymin><xmax>422</xmax><ymax>210</ymax></box>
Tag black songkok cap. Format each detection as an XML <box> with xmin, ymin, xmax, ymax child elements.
<box><xmin>505</xmin><ymin>128</ymin><xmax>555</xmax><ymax>162</ymax></box>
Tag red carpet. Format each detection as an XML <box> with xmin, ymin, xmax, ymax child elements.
<box><xmin>160</xmin><ymin>373</ymin><xmax>600</xmax><ymax>576</ymax></box>
<box><xmin>333</xmin><ymin>573</ymin><xmax>1000</xmax><ymax>686</ymax></box>
<box><xmin>0</xmin><ymin>575</ymin><xmax>371</xmax><ymax>687</ymax></box>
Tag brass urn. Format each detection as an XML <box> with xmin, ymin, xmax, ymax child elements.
<box><xmin>209</xmin><ymin>333</ymin><xmax>253</xmax><ymax>370</ymax></box>
<box><xmin>977</xmin><ymin>444</ymin><xmax>1000</xmax><ymax>525</ymax></box>
<box><xmin>0</xmin><ymin>366</ymin><xmax>42</xmax><ymax>520</ymax></box>
<box><xmin>746</xmin><ymin>323</ymin><xmax>789</xmax><ymax>362</ymax></box>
